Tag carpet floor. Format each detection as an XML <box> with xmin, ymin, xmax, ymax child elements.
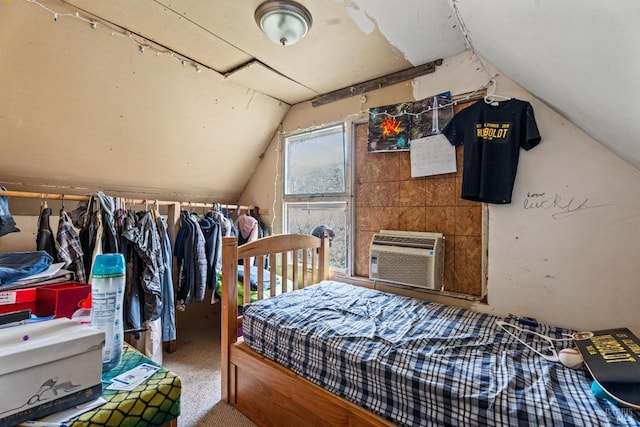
<box><xmin>162</xmin><ymin>299</ymin><xmax>256</xmax><ymax>427</ymax></box>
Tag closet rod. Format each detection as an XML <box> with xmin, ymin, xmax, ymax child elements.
<box><xmin>0</xmin><ymin>190</ymin><xmax>89</xmax><ymax>202</ymax></box>
<box><xmin>0</xmin><ymin>190</ymin><xmax>265</xmax><ymax>214</ymax></box>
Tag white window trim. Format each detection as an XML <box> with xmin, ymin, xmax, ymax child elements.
<box><xmin>282</xmin><ymin>121</ymin><xmax>354</xmax><ymax>274</ymax></box>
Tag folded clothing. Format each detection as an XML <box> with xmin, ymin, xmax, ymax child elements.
<box><xmin>0</xmin><ymin>250</ymin><xmax>54</xmax><ymax>286</ymax></box>
<box><xmin>238</xmin><ymin>265</ymin><xmax>276</xmax><ymax>291</ymax></box>
<box><xmin>215</xmin><ymin>265</ymin><xmax>283</xmax><ymax>306</ymax></box>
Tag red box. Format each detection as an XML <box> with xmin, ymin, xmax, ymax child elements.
<box><xmin>35</xmin><ymin>282</ymin><xmax>91</xmax><ymax>319</ymax></box>
<box><xmin>0</xmin><ymin>287</ymin><xmax>37</xmax><ymax>314</ymax></box>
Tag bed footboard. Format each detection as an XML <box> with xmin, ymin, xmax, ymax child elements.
<box><xmin>220</xmin><ymin>234</ymin><xmax>329</xmax><ymax>406</ymax></box>
<box><xmin>220</xmin><ymin>234</ymin><xmax>395</xmax><ymax>425</ymax></box>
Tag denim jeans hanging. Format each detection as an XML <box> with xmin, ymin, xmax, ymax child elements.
<box><xmin>0</xmin><ymin>187</ymin><xmax>20</xmax><ymax>237</ymax></box>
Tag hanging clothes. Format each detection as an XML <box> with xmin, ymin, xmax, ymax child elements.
<box><xmin>200</xmin><ymin>211</ymin><xmax>222</xmax><ymax>290</ymax></box>
<box><xmin>237</xmin><ymin>214</ymin><xmax>258</xmax><ymax>245</ymax></box>
<box><xmin>36</xmin><ymin>204</ymin><xmax>56</xmax><ymax>259</ymax></box>
<box><xmin>79</xmin><ymin>201</ymin><xmax>98</xmax><ymax>276</ymax></box>
<box><xmin>55</xmin><ymin>208</ymin><xmax>86</xmax><ymax>283</ymax></box>
<box><xmin>120</xmin><ymin>207</ymin><xmax>161</xmax><ymax>364</ymax></box>
<box><xmin>120</xmin><ymin>208</ymin><xmax>141</xmax><ymax>336</ymax></box>
<box><xmin>222</xmin><ymin>206</ymin><xmax>238</xmax><ymax>237</ymax></box>
<box><xmin>249</xmin><ymin>206</ymin><xmax>270</xmax><ymax>240</ymax></box>
<box><xmin>77</xmin><ymin>201</ymin><xmax>95</xmax><ymax>275</ymax></box>
<box><xmin>78</xmin><ymin>193</ymin><xmax>119</xmax><ymax>277</ymax></box>
<box><xmin>0</xmin><ymin>186</ymin><xmax>20</xmax><ymax>237</ymax></box>
<box><xmin>70</xmin><ymin>200</ymin><xmax>89</xmax><ymax>229</ymax></box>
<box><xmin>156</xmin><ymin>213</ymin><xmax>176</xmax><ymax>342</ymax></box>
<box><xmin>92</xmin><ymin>192</ymin><xmax>118</xmax><ymax>254</ymax></box>
<box><xmin>121</xmin><ymin>209</ymin><xmax>164</xmax><ymax>323</ymax></box>
<box><xmin>249</xmin><ymin>207</ymin><xmax>270</xmax><ymax>269</ymax></box>
<box><xmin>237</xmin><ymin>214</ymin><xmax>258</xmax><ymax>266</ymax></box>
<box><xmin>442</xmin><ymin>98</ymin><xmax>541</xmax><ymax>204</ymax></box>
<box><xmin>127</xmin><ymin>208</ymin><xmax>171</xmax><ymax>365</ymax></box>
<box><xmin>174</xmin><ymin>210</ymin><xmax>207</xmax><ymax>308</ymax></box>
<box><xmin>114</xmin><ymin>204</ymin><xmax>129</xmax><ymax>260</ymax></box>
<box><xmin>90</xmin><ymin>209</ymin><xmax>104</xmax><ymax>271</ymax></box>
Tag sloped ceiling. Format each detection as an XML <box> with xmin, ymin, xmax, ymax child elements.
<box><xmin>452</xmin><ymin>0</ymin><xmax>640</xmax><ymax>170</ymax></box>
<box><xmin>56</xmin><ymin>0</ymin><xmax>465</xmax><ymax>103</ymax></box>
<box><xmin>0</xmin><ymin>0</ymin><xmax>637</xmax><ymax>203</ymax></box>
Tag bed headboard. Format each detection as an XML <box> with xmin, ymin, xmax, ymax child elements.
<box><xmin>220</xmin><ymin>233</ymin><xmax>330</xmax><ymax>344</ymax></box>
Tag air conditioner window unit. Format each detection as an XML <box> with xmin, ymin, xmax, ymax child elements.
<box><xmin>369</xmin><ymin>230</ymin><xmax>444</xmax><ymax>290</ymax></box>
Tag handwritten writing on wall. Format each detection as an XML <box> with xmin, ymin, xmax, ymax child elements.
<box><xmin>523</xmin><ymin>192</ymin><xmax>609</xmax><ymax>219</ymax></box>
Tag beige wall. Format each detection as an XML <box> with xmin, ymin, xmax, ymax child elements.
<box><xmin>241</xmin><ymin>52</ymin><xmax>640</xmax><ymax>335</ymax></box>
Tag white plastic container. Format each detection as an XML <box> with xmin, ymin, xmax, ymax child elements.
<box><xmin>71</xmin><ymin>293</ymin><xmax>92</xmax><ymax>325</ymax></box>
<box><xmin>90</xmin><ymin>253</ymin><xmax>126</xmax><ymax>372</ymax></box>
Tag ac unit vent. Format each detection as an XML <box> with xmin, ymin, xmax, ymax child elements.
<box><xmin>369</xmin><ymin>230</ymin><xmax>444</xmax><ymax>290</ymax></box>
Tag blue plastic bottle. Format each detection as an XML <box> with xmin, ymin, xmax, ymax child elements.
<box><xmin>90</xmin><ymin>253</ymin><xmax>126</xmax><ymax>372</ymax></box>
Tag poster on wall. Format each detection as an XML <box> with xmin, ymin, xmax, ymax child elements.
<box><xmin>409</xmin><ymin>91</ymin><xmax>454</xmax><ymax>139</ymax></box>
<box><xmin>367</xmin><ymin>102</ymin><xmax>412</xmax><ymax>152</ymax></box>
<box><xmin>367</xmin><ymin>91</ymin><xmax>454</xmax><ymax>153</ymax></box>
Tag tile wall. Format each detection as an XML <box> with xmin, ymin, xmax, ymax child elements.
<box><xmin>353</xmin><ymin>107</ymin><xmax>483</xmax><ymax>297</ymax></box>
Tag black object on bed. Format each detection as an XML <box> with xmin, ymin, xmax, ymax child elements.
<box><xmin>242</xmin><ymin>281</ymin><xmax>640</xmax><ymax>426</ymax></box>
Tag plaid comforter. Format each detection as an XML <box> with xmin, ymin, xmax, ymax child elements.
<box><xmin>243</xmin><ymin>281</ymin><xmax>640</xmax><ymax>426</ymax></box>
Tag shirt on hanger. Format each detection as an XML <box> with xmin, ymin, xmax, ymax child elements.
<box><xmin>442</xmin><ymin>99</ymin><xmax>541</xmax><ymax>204</ymax></box>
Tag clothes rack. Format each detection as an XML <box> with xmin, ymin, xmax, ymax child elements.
<box><xmin>0</xmin><ymin>188</ymin><xmax>268</xmax><ymax>353</ymax></box>
<box><xmin>0</xmin><ymin>190</ymin><xmax>266</xmax><ymax>214</ymax></box>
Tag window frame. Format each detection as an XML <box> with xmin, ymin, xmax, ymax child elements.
<box><xmin>283</xmin><ymin>123</ymin><xmax>348</xmax><ymax>198</ymax></box>
<box><xmin>282</xmin><ymin>122</ymin><xmax>353</xmax><ymax>274</ymax></box>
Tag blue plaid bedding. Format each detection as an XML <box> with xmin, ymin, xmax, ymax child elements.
<box><xmin>242</xmin><ymin>281</ymin><xmax>640</xmax><ymax>426</ymax></box>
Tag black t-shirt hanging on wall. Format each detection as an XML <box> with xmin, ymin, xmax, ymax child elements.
<box><xmin>442</xmin><ymin>99</ymin><xmax>541</xmax><ymax>204</ymax></box>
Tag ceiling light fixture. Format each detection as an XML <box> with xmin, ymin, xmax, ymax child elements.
<box><xmin>255</xmin><ymin>1</ymin><xmax>312</xmax><ymax>47</ymax></box>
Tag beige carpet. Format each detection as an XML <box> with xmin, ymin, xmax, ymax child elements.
<box><xmin>162</xmin><ymin>296</ymin><xmax>256</xmax><ymax>427</ymax></box>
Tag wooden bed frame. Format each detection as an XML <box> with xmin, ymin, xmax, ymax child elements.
<box><xmin>220</xmin><ymin>234</ymin><xmax>394</xmax><ymax>427</ymax></box>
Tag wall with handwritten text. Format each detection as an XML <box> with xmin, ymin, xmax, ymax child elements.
<box><xmin>466</xmin><ymin>70</ymin><xmax>640</xmax><ymax>336</ymax></box>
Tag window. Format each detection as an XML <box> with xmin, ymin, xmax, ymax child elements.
<box><xmin>283</xmin><ymin>124</ymin><xmax>350</xmax><ymax>272</ymax></box>
<box><xmin>284</xmin><ymin>124</ymin><xmax>346</xmax><ymax>196</ymax></box>
<box><xmin>285</xmin><ymin>201</ymin><xmax>348</xmax><ymax>270</ymax></box>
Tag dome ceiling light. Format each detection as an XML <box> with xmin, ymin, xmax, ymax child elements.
<box><xmin>255</xmin><ymin>1</ymin><xmax>313</xmax><ymax>47</ymax></box>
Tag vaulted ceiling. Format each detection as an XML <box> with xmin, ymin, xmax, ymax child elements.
<box><xmin>55</xmin><ymin>0</ymin><xmax>465</xmax><ymax>105</ymax></box>
<box><xmin>1</xmin><ymin>0</ymin><xmax>637</xmax><ymax>202</ymax></box>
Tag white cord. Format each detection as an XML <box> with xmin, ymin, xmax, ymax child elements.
<box><xmin>25</xmin><ymin>0</ymin><xmax>204</xmax><ymax>74</ymax></box>
<box><xmin>496</xmin><ymin>321</ymin><xmax>574</xmax><ymax>363</ymax></box>
<box><xmin>368</xmin><ymin>80</ymin><xmax>496</xmax><ymax>120</ymax></box>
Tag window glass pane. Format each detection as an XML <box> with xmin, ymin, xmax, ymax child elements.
<box><xmin>285</xmin><ymin>125</ymin><xmax>346</xmax><ymax>195</ymax></box>
<box><xmin>285</xmin><ymin>202</ymin><xmax>347</xmax><ymax>271</ymax></box>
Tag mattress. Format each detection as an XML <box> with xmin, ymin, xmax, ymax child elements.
<box><xmin>242</xmin><ymin>281</ymin><xmax>639</xmax><ymax>426</ymax></box>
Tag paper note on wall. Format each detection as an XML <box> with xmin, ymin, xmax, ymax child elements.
<box><xmin>410</xmin><ymin>134</ymin><xmax>457</xmax><ymax>177</ymax></box>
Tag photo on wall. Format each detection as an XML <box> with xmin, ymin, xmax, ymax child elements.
<box><xmin>367</xmin><ymin>91</ymin><xmax>453</xmax><ymax>153</ymax></box>
<box><xmin>410</xmin><ymin>91</ymin><xmax>454</xmax><ymax>140</ymax></box>
<box><xmin>367</xmin><ymin>102</ymin><xmax>411</xmax><ymax>152</ymax></box>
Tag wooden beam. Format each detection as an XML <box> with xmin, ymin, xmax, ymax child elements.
<box><xmin>311</xmin><ymin>59</ymin><xmax>443</xmax><ymax>107</ymax></box>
